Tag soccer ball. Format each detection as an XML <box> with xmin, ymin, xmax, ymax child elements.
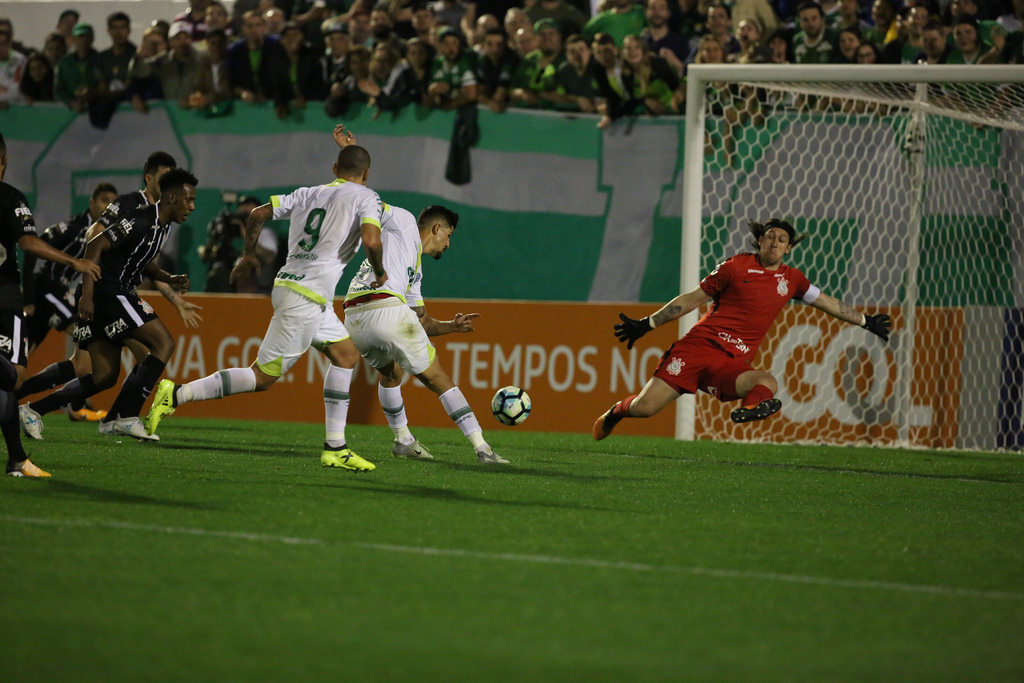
<box><xmin>491</xmin><ymin>386</ymin><xmax>531</xmax><ymax>426</ymax></box>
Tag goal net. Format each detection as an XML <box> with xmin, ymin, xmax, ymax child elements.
<box><xmin>680</xmin><ymin>65</ymin><xmax>1024</xmax><ymax>451</ymax></box>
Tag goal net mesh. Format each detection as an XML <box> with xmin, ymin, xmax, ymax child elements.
<box><xmin>693</xmin><ymin>74</ymin><xmax>1024</xmax><ymax>450</ymax></box>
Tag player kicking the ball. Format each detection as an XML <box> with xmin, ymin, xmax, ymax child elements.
<box><xmin>593</xmin><ymin>218</ymin><xmax>892</xmax><ymax>440</ymax></box>
<box><xmin>343</xmin><ymin>203</ymin><xmax>508</xmax><ymax>464</ymax></box>
<box><xmin>146</xmin><ymin>141</ymin><xmax>429</xmax><ymax>471</ymax></box>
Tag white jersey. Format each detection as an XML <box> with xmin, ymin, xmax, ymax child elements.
<box><xmin>270</xmin><ymin>178</ymin><xmax>382</xmax><ymax>304</ymax></box>
<box><xmin>345</xmin><ymin>203</ymin><xmax>424</xmax><ymax>307</ymax></box>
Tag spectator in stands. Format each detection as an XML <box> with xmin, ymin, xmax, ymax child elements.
<box><xmin>150</xmin><ymin>19</ymin><xmax>172</xmax><ymax>40</ymax></box>
<box><xmin>949</xmin><ymin>16</ymin><xmax>998</xmax><ymax>63</ymax></box>
<box><xmin>701</xmin><ymin>2</ymin><xmax>741</xmax><ymax>61</ymax></box>
<box><xmin>582</xmin><ymin>0</ymin><xmax>646</xmax><ymax>46</ymax></box>
<box><xmin>855</xmin><ymin>38</ymin><xmax>881</xmax><ymax>62</ymax></box>
<box><xmin>370</xmin><ymin>6</ymin><xmax>407</xmax><ymax>55</ymax></box>
<box><xmin>550</xmin><ymin>33</ymin><xmax>599</xmax><ymax>111</ymax></box>
<box><xmin>430</xmin><ymin>0</ymin><xmax>471</xmax><ymax>30</ymax></box>
<box><xmin>292</xmin><ymin>0</ymin><xmax>332</xmax><ymax>42</ymax></box>
<box><xmin>190</xmin><ymin>27</ymin><xmax>234</xmax><ymax>112</ymax></box>
<box><xmin>43</xmin><ymin>32</ymin><xmax>67</xmax><ymax>68</ymax></box>
<box><xmin>470</xmin><ymin>14</ymin><xmax>501</xmax><ymax>53</ymax></box>
<box><xmin>0</xmin><ymin>18</ymin><xmax>30</xmax><ymax>56</ymax></box>
<box><xmin>792</xmin><ymin>1</ymin><xmax>837</xmax><ymax>63</ymax></box>
<box><xmin>56</xmin><ymin>9</ymin><xmax>80</xmax><ymax>50</ymax></box>
<box><xmin>916</xmin><ymin>20</ymin><xmax>952</xmax><ymax>63</ymax></box>
<box><xmin>281</xmin><ymin>22</ymin><xmax>327</xmax><ymax>105</ymax></box>
<box><xmin>0</xmin><ymin>27</ymin><xmax>25</xmax><ymax>108</ymax></box>
<box><xmin>173</xmin><ymin>0</ymin><xmax>211</xmax><ymax>41</ymax></box>
<box><xmin>592</xmin><ymin>32</ymin><xmax>627</xmax><ymax>129</ymax></box>
<box><xmin>54</xmin><ymin>23</ymin><xmax>106</xmax><ymax>114</ymax></box>
<box><xmin>766</xmin><ymin>28</ymin><xmax>792</xmax><ymax>63</ymax></box>
<box><xmin>132</xmin><ymin>22</ymin><xmax>208</xmax><ymax>111</ymax></box>
<box><xmin>732</xmin><ymin>0</ymin><xmax>780</xmax><ymax>41</ymax></box>
<box><xmin>412</xmin><ymin>4</ymin><xmax>439</xmax><ymax>44</ymax></box>
<box><xmin>504</xmin><ymin>7</ymin><xmax>532</xmax><ymax>45</ymax></box>
<box><xmin>645</xmin><ymin>0</ymin><xmax>689</xmax><ymax>77</ymax></box>
<box><xmin>998</xmin><ymin>0</ymin><xmax>1023</xmax><ymax>33</ymax></box>
<box><xmin>264</xmin><ymin>7</ymin><xmax>287</xmax><ymax>38</ymax></box>
<box><xmin>350</xmin><ymin>10</ymin><xmax>374</xmax><ymax>47</ymax></box>
<box><xmin>882</xmin><ymin>4</ymin><xmax>929</xmax><ymax>63</ymax></box>
<box><xmin>359</xmin><ymin>42</ymin><xmax>419</xmax><ymax>113</ymax></box>
<box><xmin>734</xmin><ymin>18</ymin><xmax>771</xmax><ymax>63</ymax></box>
<box><xmin>527</xmin><ymin>0</ymin><xmax>589</xmax><ymax>37</ymax></box>
<box><xmin>512</xmin><ymin>26</ymin><xmax>539</xmax><ymax>58</ymax></box>
<box><xmin>98</xmin><ymin>12</ymin><xmax>136</xmax><ymax>101</ymax></box>
<box><xmin>476</xmin><ymin>27</ymin><xmax>519</xmax><ymax>111</ymax></box>
<box><xmin>622</xmin><ymin>33</ymin><xmax>682</xmax><ymax>115</ymax></box>
<box><xmin>833</xmin><ymin>25</ymin><xmax>862</xmax><ymax>61</ymax></box>
<box><xmin>833</xmin><ymin>0</ymin><xmax>871</xmax><ymax>31</ymax></box>
<box><xmin>864</xmin><ymin>0</ymin><xmax>897</xmax><ymax>47</ymax></box>
<box><xmin>19</xmin><ymin>53</ymin><xmax>55</xmax><ymax>104</ymax></box>
<box><xmin>204</xmin><ymin>1</ymin><xmax>235</xmax><ymax>41</ymax></box>
<box><xmin>670</xmin><ymin>0</ymin><xmax>705</xmax><ymax>45</ymax></box>
<box><xmin>321</xmin><ymin>22</ymin><xmax>350</xmax><ymax>86</ymax></box>
<box><xmin>427</xmin><ymin>26</ymin><xmax>477</xmax><ymax>108</ymax></box>
<box><xmin>326</xmin><ymin>44</ymin><xmax>371</xmax><ymax>114</ymax></box>
<box><xmin>510</xmin><ymin>18</ymin><xmax>565</xmax><ymax>108</ymax></box>
<box><xmin>402</xmin><ymin>36</ymin><xmax>435</xmax><ymax>102</ymax></box>
<box><xmin>227</xmin><ymin>9</ymin><xmax>293</xmax><ymax>118</ymax></box>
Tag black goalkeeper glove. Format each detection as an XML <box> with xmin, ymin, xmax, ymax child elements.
<box><xmin>614</xmin><ymin>313</ymin><xmax>653</xmax><ymax>349</ymax></box>
<box><xmin>862</xmin><ymin>313</ymin><xmax>891</xmax><ymax>342</ymax></box>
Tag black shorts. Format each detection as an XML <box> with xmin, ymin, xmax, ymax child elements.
<box><xmin>24</xmin><ymin>288</ymin><xmax>77</xmax><ymax>348</ymax></box>
<box><xmin>0</xmin><ymin>309</ymin><xmax>28</xmax><ymax>366</ymax></box>
<box><xmin>73</xmin><ymin>291</ymin><xmax>159</xmax><ymax>349</ymax></box>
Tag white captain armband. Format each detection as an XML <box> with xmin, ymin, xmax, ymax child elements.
<box><xmin>801</xmin><ymin>284</ymin><xmax>821</xmax><ymax>304</ymax></box>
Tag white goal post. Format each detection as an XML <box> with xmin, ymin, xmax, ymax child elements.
<box><xmin>679</xmin><ymin>64</ymin><xmax>1024</xmax><ymax>450</ymax></box>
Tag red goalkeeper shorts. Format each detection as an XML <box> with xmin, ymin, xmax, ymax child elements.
<box><xmin>653</xmin><ymin>336</ymin><xmax>753</xmax><ymax>402</ymax></box>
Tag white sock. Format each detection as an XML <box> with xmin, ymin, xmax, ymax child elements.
<box><xmin>177</xmin><ymin>367</ymin><xmax>257</xmax><ymax>404</ymax></box>
<box><xmin>379</xmin><ymin>383</ymin><xmax>414</xmax><ymax>444</ymax></box>
<box><xmin>324</xmin><ymin>365</ymin><xmax>352</xmax><ymax>449</ymax></box>
<box><xmin>439</xmin><ymin>386</ymin><xmax>486</xmax><ymax>450</ymax></box>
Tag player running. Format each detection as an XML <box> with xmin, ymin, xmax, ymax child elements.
<box><xmin>19</xmin><ymin>169</ymin><xmax>198</xmax><ymax>441</ymax></box>
<box><xmin>593</xmin><ymin>219</ymin><xmax>892</xmax><ymax>439</ymax></box>
<box><xmin>146</xmin><ymin>142</ymin><xmax>428</xmax><ymax>472</ymax></box>
<box><xmin>0</xmin><ymin>132</ymin><xmax>101</xmax><ymax>477</ymax></box>
<box><xmin>343</xmin><ymin>203</ymin><xmax>509</xmax><ymax>464</ymax></box>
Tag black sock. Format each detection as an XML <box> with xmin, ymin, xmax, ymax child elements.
<box><xmin>0</xmin><ymin>354</ymin><xmax>17</xmax><ymax>392</ymax></box>
<box><xmin>16</xmin><ymin>360</ymin><xmax>76</xmax><ymax>399</ymax></box>
<box><xmin>107</xmin><ymin>356</ymin><xmax>166</xmax><ymax>420</ymax></box>
<box><xmin>0</xmin><ymin>389</ymin><xmax>27</xmax><ymax>465</ymax></box>
<box><xmin>31</xmin><ymin>374</ymin><xmax>99</xmax><ymax>416</ymax></box>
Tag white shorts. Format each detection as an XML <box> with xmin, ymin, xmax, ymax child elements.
<box><xmin>344</xmin><ymin>299</ymin><xmax>435</xmax><ymax>375</ymax></box>
<box><xmin>256</xmin><ymin>286</ymin><xmax>348</xmax><ymax>377</ymax></box>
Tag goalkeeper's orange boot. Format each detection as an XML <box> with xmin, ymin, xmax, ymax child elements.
<box><xmin>68</xmin><ymin>406</ymin><xmax>108</xmax><ymax>422</ymax></box>
<box><xmin>592</xmin><ymin>404</ymin><xmax>624</xmax><ymax>441</ymax></box>
<box><xmin>730</xmin><ymin>398</ymin><xmax>783</xmax><ymax>423</ymax></box>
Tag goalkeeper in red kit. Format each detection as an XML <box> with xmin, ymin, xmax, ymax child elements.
<box><xmin>593</xmin><ymin>219</ymin><xmax>892</xmax><ymax>440</ymax></box>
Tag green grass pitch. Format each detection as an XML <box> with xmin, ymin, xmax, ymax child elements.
<box><xmin>2</xmin><ymin>417</ymin><xmax>1022</xmax><ymax>682</ymax></box>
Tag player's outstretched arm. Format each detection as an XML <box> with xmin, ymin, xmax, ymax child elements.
<box><xmin>810</xmin><ymin>292</ymin><xmax>892</xmax><ymax>342</ymax></box>
<box><xmin>18</xmin><ymin>234</ymin><xmax>101</xmax><ymax>280</ymax></box>
<box><xmin>615</xmin><ymin>286</ymin><xmax>709</xmax><ymax>349</ymax></box>
<box><xmin>154</xmin><ymin>280</ymin><xmax>204</xmax><ymax>329</ymax></box>
<box><xmin>333</xmin><ymin>123</ymin><xmax>357</xmax><ymax>148</ymax></box>
<box><xmin>415</xmin><ymin>306</ymin><xmax>479</xmax><ymax>336</ymax></box>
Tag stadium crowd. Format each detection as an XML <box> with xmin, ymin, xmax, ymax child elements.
<box><xmin>0</xmin><ymin>0</ymin><xmax>1021</xmax><ymax>127</ymax></box>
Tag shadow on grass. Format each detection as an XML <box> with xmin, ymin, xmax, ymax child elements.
<box><xmin>154</xmin><ymin>441</ymin><xmax>309</xmax><ymax>458</ymax></box>
<box><xmin>14</xmin><ymin>479</ymin><xmax>214</xmax><ymax>509</ymax></box>
<box><xmin>297</xmin><ymin>478</ymin><xmax>624</xmax><ymax>512</ymax></box>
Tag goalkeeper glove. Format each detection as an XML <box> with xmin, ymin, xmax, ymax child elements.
<box><xmin>614</xmin><ymin>313</ymin><xmax>654</xmax><ymax>349</ymax></box>
<box><xmin>862</xmin><ymin>313</ymin><xmax>891</xmax><ymax>342</ymax></box>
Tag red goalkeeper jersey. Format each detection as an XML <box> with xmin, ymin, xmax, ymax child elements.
<box><xmin>687</xmin><ymin>253</ymin><xmax>813</xmax><ymax>362</ymax></box>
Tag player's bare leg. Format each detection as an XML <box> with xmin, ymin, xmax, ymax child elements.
<box><xmin>730</xmin><ymin>370</ymin><xmax>781</xmax><ymax>423</ymax></box>
<box><xmin>593</xmin><ymin>376</ymin><xmax>678</xmax><ymax>440</ymax></box>
<box><xmin>414</xmin><ymin>359</ymin><xmax>507</xmax><ymax>464</ymax></box>
<box><xmin>375</xmin><ymin>362</ymin><xmax>432</xmax><ymax>460</ymax></box>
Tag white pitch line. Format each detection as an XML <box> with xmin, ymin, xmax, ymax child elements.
<box><xmin>4</xmin><ymin>515</ymin><xmax>1022</xmax><ymax>602</ymax></box>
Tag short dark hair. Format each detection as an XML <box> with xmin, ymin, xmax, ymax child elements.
<box><xmin>748</xmin><ymin>218</ymin><xmax>805</xmax><ymax>248</ymax></box>
<box><xmin>92</xmin><ymin>182</ymin><xmax>118</xmax><ymax>198</ymax></box>
<box><xmin>144</xmin><ymin>151</ymin><xmax>177</xmax><ymax>175</ymax></box>
<box><xmin>59</xmin><ymin>9</ymin><xmax>80</xmax><ymax>23</ymax></box>
<box><xmin>796</xmin><ymin>1</ymin><xmax>824</xmax><ymax>17</ymax></box>
<box><xmin>593</xmin><ymin>32</ymin><xmax>616</xmax><ymax>46</ymax></box>
<box><xmin>418</xmin><ymin>205</ymin><xmax>459</xmax><ymax>231</ymax></box>
<box><xmin>107</xmin><ymin>11</ymin><xmax>130</xmax><ymax>27</ymax></box>
<box><xmin>159</xmin><ymin>168</ymin><xmax>198</xmax><ymax>194</ymax></box>
<box><xmin>335</xmin><ymin>145</ymin><xmax>372</xmax><ymax>177</ymax></box>
<box><xmin>708</xmin><ymin>1</ymin><xmax>732</xmax><ymax>18</ymax></box>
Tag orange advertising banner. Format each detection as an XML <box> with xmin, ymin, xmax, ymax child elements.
<box><xmin>29</xmin><ymin>293</ymin><xmax>681</xmax><ymax>437</ymax></box>
<box><xmin>28</xmin><ymin>294</ymin><xmax>962</xmax><ymax>447</ymax></box>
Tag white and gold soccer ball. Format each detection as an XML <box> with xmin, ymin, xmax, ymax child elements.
<box><xmin>490</xmin><ymin>386</ymin><xmax>531</xmax><ymax>426</ymax></box>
